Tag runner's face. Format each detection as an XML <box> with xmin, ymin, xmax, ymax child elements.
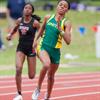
<box><xmin>57</xmin><ymin>0</ymin><xmax>68</xmax><ymax>15</ymax></box>
<box><xmin>23</xmin><ymin>4</ymin><xmax>32</xmax><ymax>16</ymax></box>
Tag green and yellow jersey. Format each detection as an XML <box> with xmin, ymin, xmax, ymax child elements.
<box><xmin>40</xmin><ymin>14</ymin><xmax>66</xmax><ymax>48</ymax></box>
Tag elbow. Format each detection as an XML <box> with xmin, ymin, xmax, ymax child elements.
<box><xmin>67</xmin><ymin>42</ymin><xmax>70</xmax><ymax>45</ymax></box>
<box><xmin>66</xmin><ymin>39</ymin><xmax>71</xmax><ymax>45</ymax></box>
<box><xmin>66</xmin><ymin>41</ymin><xmax>71</xmax><ymax>45</ymax></box>
<box><xmin>63</xmin><ymin>33</ymin><xmax>71</xmax><ymax>45</ymax></box>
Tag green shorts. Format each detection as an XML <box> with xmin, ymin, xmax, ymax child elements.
<box><xmin>37</xmin><ymin>43</ymin><xmax>61</xmax><ymax>64</ymax></box>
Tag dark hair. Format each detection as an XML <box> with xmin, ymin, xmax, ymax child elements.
<box><xmin>32</xmin><ymin>15</ymin><xmax>41</xmax><ymax>22</ymax></box>
<box><xmin>58</xmin><ymin>0</ymin><xmax>70</xmax><ymax>10</ymax></box>
<box><xmin>24</xmin><ymin>3</ymin><xmax>41</xmax><ymax>22</ymax></box>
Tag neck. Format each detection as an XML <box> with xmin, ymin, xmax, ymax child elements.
<box><xmin>55</xmin><ymin>13</ymin><xmax>64</xmax><ymax>22</ymax></box>
<box><xmin>24</xmin><ymin>15</ymin><xmax>32</xmax><ymax>23</ymax></box>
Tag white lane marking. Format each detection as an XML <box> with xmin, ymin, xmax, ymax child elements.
<box><xmin>0</xmin><ymin>84</ymin><xmax>100</xmax><ymax>96</ymax></box>
<box><xmin>0</xmin><ymin>78</ymin><xmax>100</xmax><ymax>88</ymax></box>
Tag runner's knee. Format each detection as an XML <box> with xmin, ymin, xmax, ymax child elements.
<box><xmin>16</xmin><ymin>66</ymin><xmax>22</xmax><ymax>76</ymax></box>
<box><xmin>47</xmin><ymin>75</ymin><xmax>54</xmax><ymax>81</ymax></box>
<box><xmin>43</xmin><ymin>61</ymin><xmax>50</xmax><ymax>69</ymax></box>
<box><xmin>28</xmin><ymin>73</ymin><xmax>35</xmax><ymax>79</ymax></box>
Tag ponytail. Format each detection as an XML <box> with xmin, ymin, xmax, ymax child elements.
<box><xmin>32</xmin><ymin>15</ymin><xmax>41</xmax><ymax>22</ymax></box>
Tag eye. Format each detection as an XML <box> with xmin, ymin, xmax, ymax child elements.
<box><xmin>59</xmin><ymin>3</ymin><xmax>63</xmax><ymax>7</ymax></box>
<box><xmin>64</xmin><ymin>4</ymin><xmax>67</xmax><ymax>8</ymax></box>
<box><xmin>25</xmin><ymin>6</ymin><xmax>28</xmax><ymax>9</ymax></box>
<box><xmin>58</xmin><ymin>2</ymin><xmax>68</xmax><ymax>9</ymax></box>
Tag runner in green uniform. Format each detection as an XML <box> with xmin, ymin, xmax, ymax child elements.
<box><xmin>37</xmin><ymin>14</ymin><xmax>66</xmax><ymax>64</ymax></box>
<box><xmin>32</xmin><ymin>0</ymin><xmax>72</xmax><ymax>99</ymax></box>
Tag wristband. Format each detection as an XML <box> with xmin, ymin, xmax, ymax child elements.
<box><xmin>60</xmin><ymin>31</ymin><xmax>65</xmax><ymax>36</ymax></box>
<box><xmin>8</xmin><ymin>33</ymin><xmax>12</xmax><ymax>36</ymax></box>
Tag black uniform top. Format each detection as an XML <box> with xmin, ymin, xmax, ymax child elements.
<box><xmin>18</xmin><ymin>17</ymin><xmax>37</xmax><ymax>47</ymax></box>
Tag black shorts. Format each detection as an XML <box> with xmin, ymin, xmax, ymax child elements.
<box><xmin>16</xmin><ymin>44</ymin><xmax>36</xmax><ymax>57</ymax></box>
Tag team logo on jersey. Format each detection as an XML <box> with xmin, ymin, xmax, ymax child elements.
<box><xmin>47</xmin><ymin>22</ymin><xmax>57</xmax><ymax>28</ymax></box>
<box><xmin>19</xmin><ymin>26</ymin><xmax>29</xmax><ymax>35</ymax></box>
<box><xmin>20</xmin><ymin>23</ymin><xmax>23</xmax><ymax>25</ymax></box>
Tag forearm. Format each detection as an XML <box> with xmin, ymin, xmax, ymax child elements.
<box><xmin>63</xmin><ymin>32</ymin><xmax>71</xmax><ymax>45</ymax></box>
<box><xmin>35</xmin><ymin>25</ymin><xmax>44</xmax><ymax>41</ymax></box>
<box><xmin>63</xmin><ymin>21</ymin><xmax>72</xmax><ymax>45</ymax></box>
<box><xmin>9</xmin><ymin>25</ymin><xmax>18</xmax><ymax>36</ymax></box>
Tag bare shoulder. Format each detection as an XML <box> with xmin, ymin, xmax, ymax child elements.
<box><xmin>44</xmin><ymin>14</ymin><xmax>51</xmax><ymax>21</ymax></box>
<box><xmin>33</xmin><ymin>19</ymin><xmax>40</xmax><ymax>29</ymax></box>
<box><xmin>16</xmin><ymin>17</ymin><xmax>22</xmax><ymax>24</ymax></box>
<box><xmin>64</xmin><ymin>20</ymin><xmax>72</xmax><ymax>33</ymax></box>
<box><xmin>34</xmin><ymin>19</ymin><xmax>40</xmax><ymax>25</ymax></box>
<box><xmin>65</xmin><ymin>20</ymin><xmax>72</xmax><ymax>27</ymax></box>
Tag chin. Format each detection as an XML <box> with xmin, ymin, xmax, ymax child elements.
<box><xmin>58</xmin><ymin>10</ymin><xmax>65</xmax><ymax>14</ymax></box>
<box><xmin>59</xmin><ymin>12</ymin><xmax>64</xmax><ymax>15</ymax></box>
<box><xmin>25</xmin><ymin>14</ymin><xmax>30</xmax><ymax>17</ymax></box>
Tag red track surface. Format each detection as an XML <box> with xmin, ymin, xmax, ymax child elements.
<box><xmin>0</xmin><ymin>72</ymin><xmax>100</xmax><ymax>100</ymax></box>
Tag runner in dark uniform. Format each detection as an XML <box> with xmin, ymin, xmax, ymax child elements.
<box><xmin>6</xmin><ymin>3</ymin><xmax>40</xmax><ymax>100</ymax></box>
<box><xmin>17</xmin><ymin>16</ymin><xmax>37</xmax><ymax>57</ymax></box>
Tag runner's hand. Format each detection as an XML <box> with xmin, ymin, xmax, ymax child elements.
<box><xmin>6</xmin><ymin>34</ymin><xmax>12</xmax><ymax>41</ymax></box>
<box><xmin>33</xmin><ymin>40</ymin><xmax>38</xmax><ymax>49</ymax></box>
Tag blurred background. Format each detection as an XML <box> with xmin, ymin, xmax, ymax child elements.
<box><xmin>0</xmin><ymin>0</ymin><xmax>100</xmax><ymax>76</ymax></box>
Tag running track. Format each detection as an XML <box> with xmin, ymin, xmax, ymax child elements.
<box><xmin>0</xmin><ymin>72</ymin><xmax>100</xmax><ymax>100</ymax></box>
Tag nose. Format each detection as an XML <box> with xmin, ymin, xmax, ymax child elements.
<box><xmin>26</xmin><ymin>8</ymin><xmax>29</xmax><ymax>11</ymax></box>
<box><xmin>26</xmin><ymin>9</ymin><xmax>29</xmax><ymax>13</ymax></box>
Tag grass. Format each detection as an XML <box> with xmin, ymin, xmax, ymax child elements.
<box><xmin>0</xmin><ymin>8</ymin><xmax>100</xmax><ymax>76</ymax></box>
<box><xmin>57</xmin><ymin>66</ymin><xmax>100</xmax><ymax>73</ymax></box>
<box><xmin>0</xmin><ymin>65</ymin><xmax>100</xmax><ymax>76</ymax></box>
<box><xmin>80</xmin><ymin>1</ymin><xmax>100</xmax><ymax>6</ymax></box>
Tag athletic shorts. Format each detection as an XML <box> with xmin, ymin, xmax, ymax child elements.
<box><xmin>16</xmin><ymin>44</ymin><xmax>36</xmax><ymax>57</ymax></box>
<box><xmin>37</xmin><ymin>43</ymin><xmax>60</xmax><ymax>64</ymax></box>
